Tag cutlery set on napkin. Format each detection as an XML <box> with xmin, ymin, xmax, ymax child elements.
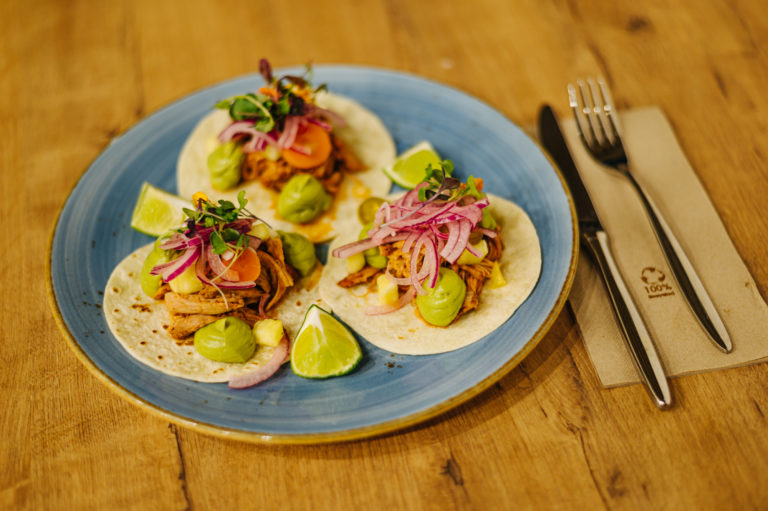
<box><xmin>537</xmin><ymin>78</ymin><xmax>768</xmax><ymax>409</ymax></box>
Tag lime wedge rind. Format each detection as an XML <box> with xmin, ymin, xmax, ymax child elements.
<box><xmin>291</xmin><ymin>304</ymin><xmax>363</xmax><ymax>379</ymax></box>
<box><xmin>130</xmin><ymin>182</ymin><xmax>192</xmax><ymax>237</ymax></box>
<box><xmin>382</xmin><ymin>140</ymin><xmax>440</xmax><ymax>189</ymax></box>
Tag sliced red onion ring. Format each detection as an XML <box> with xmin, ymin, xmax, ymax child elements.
<box><xmin>228</xmin><ymin>335</ymin><xmax>289</xmax><ymax>389</ymax></box>
<box><xmin>306</xmin><ymin>105</ymin><xmax>347</xmax><ymax>128</ymax></box>
<box><xmin>218</xmin><ymin>121</ymin><xmax>259</xmax><ymax>143</ymax></box>
<box><xmin>151</xmin><ymin>246</ymin><xmax>199</xmax><ymax>281</ymax></box>
<box><xmin>306</xmin><ymin>117</ymin><xmax>332</xmax><ymax>131</ymax></box>
<box><xmin>332</xmin><ymin>237</ymin><xmax>385</xmax><ymax>259</ymax></box>
<box><xmin>277</xmin><ymin>116</ymin><xmax>300</xmax><ymax>148</ymax></box>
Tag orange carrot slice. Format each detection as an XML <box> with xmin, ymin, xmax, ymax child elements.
<box><xmin>282</xmin><ymin>124</ymin><xmax>332</xmax><ymax>169</ymax></box>
<box><xmin>230</xmin><ymin>247</ymin><xmax>261</xmax><ymax>281</ymax></box>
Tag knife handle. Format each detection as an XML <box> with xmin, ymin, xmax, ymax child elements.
<box><xmin>622</xmin><ymin>169</ymin><xmax>732</xmax><ymax>353</ymax></box>
<box><xmin>583</xmin><ymin>230</ymin><xmax>672</xmax><ymax>409</ymax></box>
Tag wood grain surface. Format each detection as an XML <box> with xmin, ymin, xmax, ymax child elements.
<box><xmin>4</xmin><ymin>0</ymin><xmax>768</xmax><ymax>509</ymax></box>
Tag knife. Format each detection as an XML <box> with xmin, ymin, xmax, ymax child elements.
<box><xmin>538</xmin><ymin>104</ymin><xmax>672</xmax><ymax>409</ymax></box>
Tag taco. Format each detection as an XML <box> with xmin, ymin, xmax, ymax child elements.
<box><xmin>177</xmin><ymin>59</ymin><xmax>395</xmax><ymax>243</ymax></box>
<box><xmin>319</xmin><ymin>164</ymin><xmax>541</xmax><ymax>355</ymax></box>
<box><xmin>103</xmin><ymin>192</ymin><xmax>324</xmax><ymax>387</ymax></box>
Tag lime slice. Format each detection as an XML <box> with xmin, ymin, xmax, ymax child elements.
<box><xmin>382</xmin><ymin>141</ymin><xmax>441</xmax><ymax>189</ymax></box>
<box><xmin>130</xmin><ymin>182</ymin><xmax>192</xmax><ymax>236</ymax></box>
<box><xmin>357</xmin><ymin>196</ymin><xmax>386</xmax><ymax>225</ymax></box>
<box><xmin>291</xmin><ymin>304</ymin><xmax>362</xmax><ymax>379</ymax></box>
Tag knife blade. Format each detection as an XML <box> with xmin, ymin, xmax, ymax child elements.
<box><xmin>538</xmin><ymin>104</ymin><xmax>672</xmax><ymax>409</ymax></box>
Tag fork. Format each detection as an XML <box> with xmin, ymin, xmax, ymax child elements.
<box><xmin>568</xmin><ymin>77</ymin><xmax>732</xmax><ymax>353</ymax></box>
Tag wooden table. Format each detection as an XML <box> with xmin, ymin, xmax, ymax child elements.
<box><xmin>5</xmin><ymin>0</ymin><xmax>768</xmax><ymax>508</ymax></box>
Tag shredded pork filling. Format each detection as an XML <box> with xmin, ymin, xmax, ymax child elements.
<box><xmin>161</xmin><ymin>237</ymin><xmax>295</xmax><ymax>340</ymax></box>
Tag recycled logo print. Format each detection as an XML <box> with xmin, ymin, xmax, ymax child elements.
<box><xmin>641</xmin><ymin>266</ymin><xmax>675</xmax><ymax>299</ymax></box>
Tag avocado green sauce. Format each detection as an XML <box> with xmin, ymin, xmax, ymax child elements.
<box><xmin>194</xmin><ymin>317</ymin><xmax>256</xmax><ymax>363</ymax></box>
<box><xmin>416</xmin><ymin>267</ymin><xmax>467</xmax><ymax>327</ymax></box>
<box><xmin>278</xmin><ymin>231</ymin><xmax>318</xmax><ymax>277</ymax></box>
<box><xmin>207</xmin><ymin>140</ymin><xmax>243</xmax><ymax>191</ymax></box>
<box><xmin>139</xmin><ymin>238</ymin><xmax>173</xmax><ymax>298</ymax></box>
<box><xmin>359</xmin><ymin>222</ymin><xmax>387</xmax><ymax>269</ymax></box>
<box><xmin>277</xmin><ymin>174</ymin><xmax>332</xmax><ymax>224</ymax></box>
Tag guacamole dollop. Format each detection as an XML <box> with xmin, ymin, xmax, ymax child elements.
<box><xmin>207</xmin><ymin>141</ymin><xmax>243</xmax><ymax>191</ymax></box>
<box><xmin>416</xmin><ymin>268</ymin><xmax>467</xmax><ymax>327</ymax></box>
<box><xmin>194</xmin><ymin>317</ymin><xmax>255</xmax><ymax>363</ymax></box>
<box><xmin>277</xmin><ymin>174</ymin><xmax>332</xmax><ymax>224</ymax></box>
<box><xmin>278</xmin><ymin>231</ymin><xmax>318</xmax><ymax>277</ymax></box>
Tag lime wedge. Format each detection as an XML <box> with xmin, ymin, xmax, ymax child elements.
<box><xmin>130</xmin><ymin>182</ymin><xmax>192</xmax><ymax>236</ymax></box>
<box><xmin>357</xmin><ymin>196</ymin><xmax>386</xmax><ymax>225</ymax></box>
<box><xmin>291</xmin><ymin>304</ymin><xmax>362</xmax><ymax>379</ymax></box>
<box><xmin>382</xmin><ymin>141</ymin><xmax>442</xmax><ymax>189</ymax></box>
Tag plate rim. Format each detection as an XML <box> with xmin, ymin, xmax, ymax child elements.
<box><xmin>46</xmin><ymin>65</ymin><xmax>579</xmax><ymax>444</ymax></box>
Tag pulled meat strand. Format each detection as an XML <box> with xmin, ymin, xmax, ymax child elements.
<box><xmin>337</xmin><ymin>266</ymin><xmax>383</xmax><ymax>288</ymax></box>
<box><xmin>486</xmin><ymin>232</ymin><xmax>504</xmax><ymax>262</ymax></box>
<box><xmin>450</xmin><ymin>258</ymin><xmax>495</xmax><ymax>319</ymax></box>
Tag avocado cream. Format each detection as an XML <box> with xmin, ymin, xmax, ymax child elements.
<box><xmin>207</xmin><ymin>141</ymin><xmax>243</xmax><ymax>191</ymax></box>
<box><xmin>278</xmin><ymin>231</ymin><xmax>318</xmax><ymax>277</ymax></box>
<box><xmin>277</xmin><ymin>174</ymin><xmax>332</xmax><ymax>223</ymax></box>
<box><xmin>416</xmin><ymin>268</ymin><xmax>466</xmax><ymax>327</ymax></box>
<box><xmin>194</xmin><ymin>317</ymin><xmax>256</xmax><ymax>363</ymax></box>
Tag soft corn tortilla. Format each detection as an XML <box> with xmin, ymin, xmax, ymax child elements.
<box><xmin>319</xmin><ymin>194</ymin><xmax>541</xmax><ymax>355</ymax></box>
<box><xmin>177</xmin><ymin>92</ymin><xmax>396</xmax><ymax>243</ymax></box>
<box><xmin>103</xmin><ymin>243</ymin><xmax>326</xmax><ymax>382</ymax></box>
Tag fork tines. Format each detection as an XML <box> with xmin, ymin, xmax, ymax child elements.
<box><xmin>568</xmin><ymin>78</ymin><xmax>623</xmax><ymax>155</ymax></box>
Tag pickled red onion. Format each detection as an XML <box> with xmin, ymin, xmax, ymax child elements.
<box><xmin>228</xmin><ymin>335</ymin><xmax>289</xmax><ymax>389</ymax></box>
<box><xmin>331</xmin><ymin>185</ymin><xmax>490</xmax><ymax>294</ymax></box>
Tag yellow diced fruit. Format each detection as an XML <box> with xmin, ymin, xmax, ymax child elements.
<box><xmin>487</xmin><ymin>261</ymin><xmax>507</xmax><ymax>289</ymax></box>
<box><xmin>249</xmin><ymin>223</ymin><xmax>270</xmax><ymax>240</ymax></box>
<box><xmin>169</xmin><ymin>264</ymin><xmax>204</xmax><ymax>294</ymax></box>
<box><xmin>377</xmin><ymin>274</ymin><xmax>399</xmax><ymax>306</ymax></box>
<box><xmin>263</xmin><ymin>145</ymin><xmax>281</xmax><ymax>161</ymax></box>
<box><xmin>345</xmin><ymin>252</ymin><xmax>366</xmax><ymax>274</ymax></box>
<box><xmin>253</xmin><ymin>319</ymin><xmax>284</xmax><ymax>347</ymax></box>
<box><xmin>456</xmin><ymin>239</ymin><xmax>489</xmax><ymax>265</ymax></box>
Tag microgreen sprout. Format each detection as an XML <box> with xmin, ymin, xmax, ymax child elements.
<box><xmin>182</xmin><ymin>191</ymin><xmax>265</xmax><ymax>255</ymax></box>
<box><xmin>214</xmin><ymin>58</ymin><xmax>327</xmax><ymax>133</ymax></box>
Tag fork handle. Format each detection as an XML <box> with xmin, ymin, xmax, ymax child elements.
<box><xmin>620</xmin><ymin>166</ymin><xmax>733</xmax><ymax>353</ymax></box>
<box><xmin>583</xmin><ymin>230</ymin><xmax>672</xmax><ymax>409</ymax></box>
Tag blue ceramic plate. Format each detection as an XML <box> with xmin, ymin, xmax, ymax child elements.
<box><xmin>47</xmin><ymin>67</ymin><xmax>577</xmax><ymax>443</ymax></box>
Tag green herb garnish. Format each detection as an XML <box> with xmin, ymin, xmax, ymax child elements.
<box><xmin>214</xmin><ymin>58</ymin><xmax>326</xmax><ymax>133</ymax></box>
<box><xmin>417</xmin><ymin>160</ymin><xmax>487</xmax><ymax>203</ymax></box>
<box><xmin>184</xmin><ymin>191</ymin><xmax>263</xmax><ymax>253</ymax></box>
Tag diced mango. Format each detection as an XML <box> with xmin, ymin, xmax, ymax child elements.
<box><xmin>249</xmin><ymin>223</ymin><xmax>271</xmax><ymax>240</ymax></box>
<box><xmin>456</xmin><ymin>239</ymin><xmax>489</xmax><ymax>265</ymax></box>
<box><xmin>487</xmin><ymin>261</ymin><xmax>507</xmax><ymax>289</ymax></box>
<box><xmin>169</xmin><ymin>264</ymin><xmax>204</xmax><ymax>294</ymax></box>
<box><xmin>253</xmin><ymin>319</ymin><xmax>284</xmax><ymax>347</ymax></box>
<box><xmin>345</xmin><ymin>252</ymin><xmax>366</xmax><ymax>274</ymax></box>
<box><xmin>377</xmin><ymin>274</ymin><xmax>399</xmax><ymax>306</ymax></box>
